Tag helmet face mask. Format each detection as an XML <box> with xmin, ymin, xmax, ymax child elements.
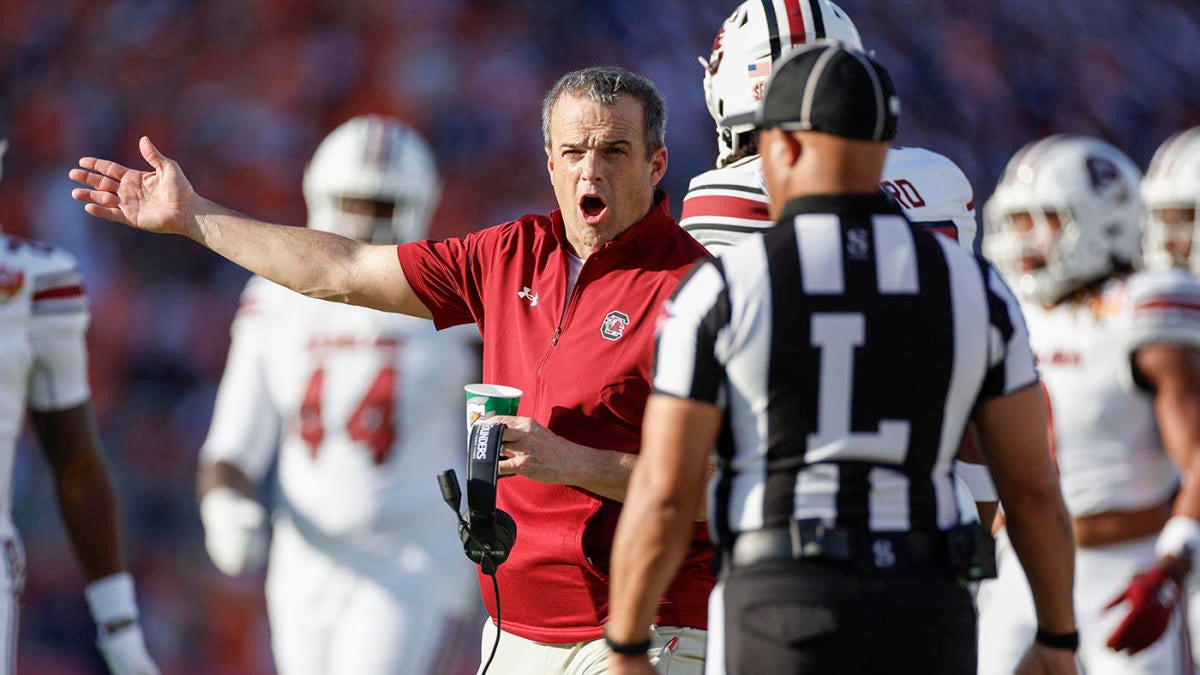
<box><xmin>302</xmin><ymin>116</ymin><xmax>441</xmax><ymax>245</ymax></box>
<box><xmin>700</xmin><ymin>0</ymin><xmax>863</xmax><ymax>167</ymax></box>
<box><xmin>1146</xmin><ymin>207</ymin><xmax>1197</xmax><ymax>268</ymax></box>
<box><xmin>983</xmin><ymin>135</ymin><xmax>1143</xmax><ymax>305</ymax></box>
<box><xmin>331</xmin><ymin>195</ymin><xmax>404</xmax><ymax>244</ymax></box>
<box><xmin>988</xmin><ymin>204</ymin><xmax>1091</xmax><ymax>303</ymax></box>
<box><xmin>1142</xmin><ymin>127</ymin><xmax>1200</xmax><ymax>274</ymax></box>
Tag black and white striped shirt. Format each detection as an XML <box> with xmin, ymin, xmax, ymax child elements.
<box><xmin>653</xmin><ymin>193</ymin><xmax>1036</xmax><ymax>541</ymax></box>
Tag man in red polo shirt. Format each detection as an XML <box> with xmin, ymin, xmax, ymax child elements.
<box><xmin>70</xmin><ymin>65</ymin><xmax>713</xmax><ymax>674</ymax></box>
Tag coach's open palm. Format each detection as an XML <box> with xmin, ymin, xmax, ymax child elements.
<box><xmin>70</xmin><ymin>136</ymin><xmax>198</xmax><ymax>236</ymax></box>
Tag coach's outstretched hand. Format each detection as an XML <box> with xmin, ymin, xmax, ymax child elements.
<box><xmin>70</xmin><ymin>136</ymin><xmax>199</xmax><ymax>237</ymax></box>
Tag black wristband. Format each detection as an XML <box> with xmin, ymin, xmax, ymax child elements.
<box><xmin>604</xmin><ymin>632</ymin><xmax>651</xmax><ymax>656</ymax></box>
<box><xmin>1035</xmin><ymin>629</ymin><xmax>1079</xmax><ymax>652</ymax></box>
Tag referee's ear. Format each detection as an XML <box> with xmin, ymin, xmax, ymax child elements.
<box><xmin>760</xmin><ymin>128</ymin><xmax>802</xmax><ymax>169</ymax></box>
<box><xmin>760</xmin><ymin>128</ymin><xmax>801</xmax><ymax>219</ymax></box>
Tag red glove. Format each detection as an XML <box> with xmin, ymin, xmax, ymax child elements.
<box><xmin>1104</xmin><ymin>565</ymin><xmax>1182</xmax><ymax>654</ymax></box>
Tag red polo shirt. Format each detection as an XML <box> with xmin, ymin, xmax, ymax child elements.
<box><xmin>396</xmin><ymin>191</ymin><xmax>714</xmax><ymax>643</ymax></box>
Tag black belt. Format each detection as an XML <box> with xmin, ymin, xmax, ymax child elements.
<box><xmin>729</xmin><ymin>519</ymin><xmax>944</xmax><ymax>573</ymax></box>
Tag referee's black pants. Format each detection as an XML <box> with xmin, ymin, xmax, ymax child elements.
<box><xmin>720</xmin><ymin>558</ymin><xmax>976</xmax><ymax>675</ymax></box>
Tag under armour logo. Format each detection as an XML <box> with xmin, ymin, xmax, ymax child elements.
<box><xmin>518</xmin><ymin>287</ymin><xmax>539</xmax><ymax>307</ymax></box>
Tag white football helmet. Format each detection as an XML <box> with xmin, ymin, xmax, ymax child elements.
<box><xmin>302</xmin><ymin>116</ymin><xmax>441</xmax><ymax>244</ymax></box>
<box><xmin>983</xmin><ymin>135</ymin><xmax>1143</xmax><ymax>305</ymax></box>
<box><xmin>1142</xmin><ymin>127</ymin><xmax>1200</xmax><ymax>273</ymax></box>
<box><xmin>700</xmin><ymin>0</ymin><xmax>863</xmax><ymax>167</ymax></box>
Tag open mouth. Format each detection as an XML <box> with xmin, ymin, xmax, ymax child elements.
<box><xmin>580</xmin><ymin>195</ymin><xmax>608</xmax><ymax>224</ymax></box>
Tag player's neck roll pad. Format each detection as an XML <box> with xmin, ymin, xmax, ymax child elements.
<box><xmin>463</xmin><ymin>421</ymin><xmax>516</xmax><ymax>575</ymax></box>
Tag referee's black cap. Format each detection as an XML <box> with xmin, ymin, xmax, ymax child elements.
<box><xmin>755</xmin><ymin>41</ymin><xmax>900</xmax><ymax>142</ymax></box>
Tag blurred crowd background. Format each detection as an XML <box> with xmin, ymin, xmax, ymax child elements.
<box><xmin>2</xmin><ymin>0</ymin><xmax>1198</xmax><ymax>673</ymax></box>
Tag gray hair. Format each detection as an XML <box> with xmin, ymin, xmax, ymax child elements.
<box><xmin>541</xmin><ymin>66</ymin><xmax>667</xmax><ymax>158</ymax></box>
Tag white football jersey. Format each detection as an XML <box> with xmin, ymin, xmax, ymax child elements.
<box><xmin>200</xmin><ymin>276</ymin><xmax>479</xmax><ymax>553</ymax></box>
<box><xmin>680</xmin><ymin>146</ymin><xmax>978</xmax><ymax>253</ymax></box>
<box><xmin>1023</xmin><ymin>269</ymin><xmax>1200</xmax><ymax>516</ymax></box>
<box><xmin>0</xmin><ymin>235</ymin><xmax>90</xmax><ymax>532</ymax></box>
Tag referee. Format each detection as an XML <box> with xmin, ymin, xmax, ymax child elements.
<box><xmin>606</xmin><ymin>42</ymin><xmax>1078</xmax><ymax>675</ymax></box>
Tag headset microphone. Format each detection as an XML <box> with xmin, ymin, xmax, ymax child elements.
<box><xmin>436</xmin><ymin>421</ymin><xmax>517</xmax><ymax>576</ymax></box>
<box><xmin>437</xmin><ymin>469</ymin><xmax>463</xmax><ymax>514</ymax></box>
<box><xmin>436</xmin><ymin>421</ymin><xmax>517</xmax><ymax>675</ymax></box>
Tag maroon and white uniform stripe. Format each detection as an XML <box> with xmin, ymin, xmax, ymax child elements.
<box><xmin>681</xmin><ymin>147</ymin><xmax>978</xmax><ymax>255</ymax></box>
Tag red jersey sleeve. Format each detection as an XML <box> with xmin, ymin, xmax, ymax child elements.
<box><xmin>396</xmin><ymin>236</ymin><xmax>484</xmax><ymax>331</ymax></box>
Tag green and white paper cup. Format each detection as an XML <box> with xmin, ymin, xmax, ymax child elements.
<box><xmin>465</xmin><ymin>384</ymin><xmax>523</xmax><ymax>431</ymax></box>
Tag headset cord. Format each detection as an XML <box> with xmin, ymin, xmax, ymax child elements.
<box><xmin>480</xmin><ymin>569</ymin><xmax>501</xmax><ymax>675</ymax></box>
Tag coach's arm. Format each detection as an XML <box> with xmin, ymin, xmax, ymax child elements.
<box><xmin>70</xmin><ymin>137</ymin><xmax>430</xmax><ymax>318</ymax></box>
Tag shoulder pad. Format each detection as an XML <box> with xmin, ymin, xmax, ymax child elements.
<box><xmin>881</xmin><ymin>146</ymin><xmax>977</xmax><ymax>251</ymax></box>
<box><xmin>681</xmin><ymin>159</ymin><xmax>771</xmax><ymax>247</ymax></box>
<box><xmin>1126</xmin><ymin>269</ymin><xmax>1200</xmax><ymax>351</ymax></box>
<box><xmin>0</xmin><ymin>236</ymin><xmax>87</xmax><ymax>314</ymax></box>
<box><xmin>1</xmin><ymin>235</ymin><xmax>80</xmax><ymax>277</ymax></box>
<box><xmin>685</xmin><ymin>156</ymin><xmax>766</xmax><ymax>195</ymax></box>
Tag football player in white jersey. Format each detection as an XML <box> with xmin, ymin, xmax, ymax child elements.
<box><xmin>682</xmin><ymin>0</ymin><xmax>996</xmax><ymax>536</ymax></box>
<box><xmin>1141</xmin><ymin>125</ymin><xmax>1200</xmax><ymax>671</ymax></box>
<box><xmin>979</xmin><ymin>134</ymin><xmax>1200</xmax><ymax>674</ymax></box>
<box><xmin>196</xmin><ymin>117</ymin><xmax>481</xmax><ymax>675</ymax></box>
<box><xmin>683</xmin><ymin>0</ymin><xmax>979</xmax><ymax>253</ymax></box>
<box><xmin>0</xmin><ymin>139</ymin><xmax>158</xmax><ymax>674</ymax></box>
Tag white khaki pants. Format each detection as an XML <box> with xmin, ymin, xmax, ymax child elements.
<box><xmin>476</xmin><ymin>618</ymin><xmax>706</xmax><ymax>675</ymax></box>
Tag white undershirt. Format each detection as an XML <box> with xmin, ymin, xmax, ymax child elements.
<box><xmin>565</xmin><ymin>252</ymin><xmax>585</xmax><ymax>310</ymax></box>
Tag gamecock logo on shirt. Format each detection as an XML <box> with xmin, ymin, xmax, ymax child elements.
<box><xmin>601</xmin><ymin>310</ymin><xmax>630</xmax><ymax>341</ymax></box>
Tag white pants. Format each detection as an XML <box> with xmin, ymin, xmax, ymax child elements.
<box><xmin>977</xmin><ymin>529</ymin><xmax>1192</xmax><ymax>675</ymax></box>
<box><xmin>1188</xmin><ymin>574</ymin><xmax>1200</xmax><ymax>671</ymax></box>
<box><xmin>476</xmin><ymin>618</ymin><xmax>706</xmax><ymax>675</ymax></box>
<box><xmin>266</xmin><ymin>517</ymin><xmax>481</xmax><ymax>675</ymax></box>
<box><xmin>704</xmin><ymin>581</ymin><xmax>725</xmax><ymax>675</ymax></box>
<box><xmin>0</xmin><ymin>535</ymin><xmax>23</xmax><ymax>675</ymax></box>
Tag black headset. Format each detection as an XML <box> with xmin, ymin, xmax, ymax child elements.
<box><xmin>437</xmin><ymin>421</ymin><xmax>517</xmax><ymax>575</ymax></box>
